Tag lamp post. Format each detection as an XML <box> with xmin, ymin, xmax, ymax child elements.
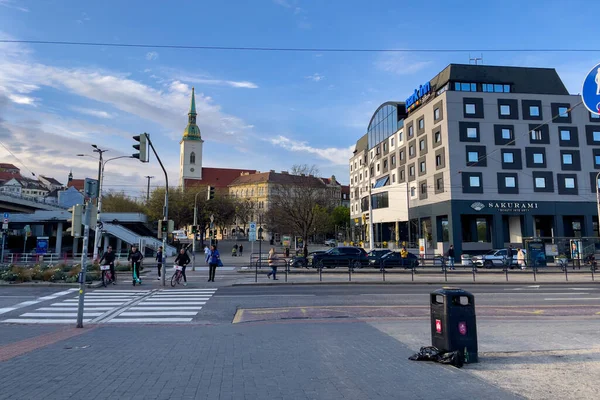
<box><xmin>78</xmin><ymin>150</ymin><xmax>134</xmax><ymax>261</ymax></box>
<box><xmin>192</xmin><ymin>190</ymin><xmax>202</xmax><ymax>271</ymax></box>
<box><xmin>596</xmin><ymin>171</ymin><xmax>600</xmax><ymax>236</ymax></box>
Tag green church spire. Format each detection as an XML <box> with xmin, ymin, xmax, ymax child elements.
<box><xmin>182</xmin><ymin>87</ymin><xmax>202</xmax><ymax>140</ymax></box>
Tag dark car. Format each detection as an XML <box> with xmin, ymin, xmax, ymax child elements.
<box><xmin>367</xmin><ymin>249</ymin><xmax>393</xmax><ymax>267</ymax></box>
<box><xmin>291</xmin><ymin>251</ymin><xmax>326</xmax><ymax>268</ymax></box>
<box><xmin>380</xmin><ymin>251</ymin><xmax>420</xmax><ymax>269</ymax></box>
<box><xmin>311</xmin><ymin>246</ymin><xmax>369</xmax><ymax>269</ymax></box>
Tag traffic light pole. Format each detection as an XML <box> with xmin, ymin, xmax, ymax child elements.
<box><xmin>145</xmin><ymin>134</ymin><xmax>169</xmax><ymax>286</ymax></box>
<box><xmin>76</xmin><ymin>201</ymin><xmax>92</xmax><ymax>328</ymax></box>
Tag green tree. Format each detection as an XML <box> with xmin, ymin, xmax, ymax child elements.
<box><xmin>101</xmin><ymin>191</ymin><xmax>146</xmax><ymax>213</ymax></box>
<box><xmin>208</xmin><ymin>195</ymin><xmax>237</xmax><ymax>236</ymax></box>
<box><xmin>146</xmin><ymin>186</ymin><xmax>206</xmax><ymax>229</ymax></box>
<box><xmin>331</xmin><ymin>206</ymin><xmax>350</xmax><ymax>228</ymax></box>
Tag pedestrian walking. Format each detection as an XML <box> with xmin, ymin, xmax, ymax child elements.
<box><xmin>267</xmin><ymin>247</ymin><xmax>278</xmax><ymax>280</ymax></box>
<box><xmin>156</xmin><ymin>246</ymin><xmax>163</xmax><ymax>280</ymax></box>
<box><xmin>204</xmin><ymin>245</ymin><xmax>210</xmax><ymax>264</ymax></box>
<box><xmin>174</xmin><ymin>248</ymin><xmax>191</xmax><ymax>286</ymax></box>
<box><xmin>505</xmin><ymin>244</ymin><xmax>514</xmax><ymax>269</ymax></box>
<box><xmin>207</xmin><ymin>245</ymin><xmax>220</xmax><ymax>282</ymax></box>
<box><xmin>400</xmin><ymin>245</ymin><xmax>408</xmax><ymax>268</ymax></box>
<box><xmin>232</xmin><ymin>245</ymin><xmax>237</xmax><ymax>257</ymax></box>
<box><xmin>447</xmin><ymin>245</ymin><xmax>455</xmax><ymax>270</ymax></box>
<box><xmin>238</xmin><ymin>244</ymin><xmax>243</xmax><ymax>256</ymax></box>
<box><xmin>517</xmin><ymin>248</ymin><xmax>525</xmax><ymax>270</ymax></box>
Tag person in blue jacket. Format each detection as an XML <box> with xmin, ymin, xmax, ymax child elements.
<box><xmin>207</xmin><ymin>245</ymin><xmax>220</xmax><ymax>282</ymax></box>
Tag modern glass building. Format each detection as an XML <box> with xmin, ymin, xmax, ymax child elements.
<box><xmin>367</xmin><ymin>102</ymin><xmax>406</xmax><ymax>149</ymax></box>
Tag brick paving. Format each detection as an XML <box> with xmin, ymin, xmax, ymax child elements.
<box><xmin>0</xmin><ymin>322</ymin><xmax>519</xmax><ymax>400</ymax></box>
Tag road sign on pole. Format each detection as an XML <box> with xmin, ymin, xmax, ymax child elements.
<box><xmin>249</xmin><ymin>222</ymin><xmax>257</xmax><ymax>242</ymax></box>
<box><xmin>582</xmin><ymin>62</ymin><xmax>600</xmax><ymax>115</ymax></box>
<box><xmin>3</xmin><ymin>212</ymin><xmax>9</xmax><ymax>219</ymax></box>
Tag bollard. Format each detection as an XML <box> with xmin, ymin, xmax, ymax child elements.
<box><xmin>255</xmin><ymin>257</ymin><xmax>258</xmax><ymax>283</ymax></box>
<box><xmin>564</xmin><ymin>263</ymin><xmax>569</xmax><ymax>282</ymax></box>
<box><xmin>505</xmin><ymin>266</ymin><xmax>509</xmax><ymax>282</ymax></box>
<box><xmin>382</xmin><ymin>265</ymin><xmax>386</xmax><ymax>282</ymax></box>
<box><xmin>411</xmin><ymin>265</ymin><xmax>414</xmax><ymax>282</ymax></box>
<box><xmin>533</xmin><ymin>264</ymin><xmax>537</xmax><ymax>282</ymax></box>
<box><xmin>285</xmin><ymin>260</ymin><xmax>288</xmax><ymax>283</ymax></box>
<box><xmin>472</xmin><ymin>264</ymin><xmax>476</xmax><ymax>282</ymax></box>
<box><xmin>591</xmin><ymin>262</ymin><xmax>595</xmax><ymax>282</ymax></box>
<box><xmin>348</xmin><ymin>260</ymin><xmax>352</xmax><ymax>282</ymax></box>
<box><xmin>319</xmin><ymin>265</ymin><xmax>322</xmax><ymax>282</ymax></box>
<box><xmin>443</xmin><ymin>259</ymin><xmax>448</xmax><ymax>282</ymax></box>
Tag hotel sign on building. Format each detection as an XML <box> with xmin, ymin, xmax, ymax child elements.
<box><xmin>470</xmin><ymin>201</ymin><xmax>539</xmax><ymax>213</ymax></box>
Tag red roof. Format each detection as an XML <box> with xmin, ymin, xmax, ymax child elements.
<box><xmin>184</xmin><ymin>167</ymin><xmax>257</xmax><ymax>189</ymax></box>
<box><xmin>0</xmin><ymin>171</ymin><xmax>22</xmax><ymax>183</ymax></box>
<box><xmin>67</xmin><ymin>179</ymin><xmax>85</xmax><ymax>191</ymax></box>
<box><xmin>0</xmin><ymin>163</ymin><xmax>19</xmax><ymax>171</ymax></box>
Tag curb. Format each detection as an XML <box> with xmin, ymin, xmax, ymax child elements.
<box><xmin>232</xmin><ymin>280</ymin><xmax>600</xmax><ymax>287</ymax></box>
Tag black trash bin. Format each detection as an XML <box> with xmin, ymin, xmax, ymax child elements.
<box><xmin>430</xmin><ymin>287</ymin><xmax>478</xmax><ymax>363</ymax></box>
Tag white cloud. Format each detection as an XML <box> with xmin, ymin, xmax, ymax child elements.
<box><xmin>70</xmin><ymin>106</ymin><xmax>114</xmax><ymax>119</ymax></box>
<box><xmin>185</xmin><ymin>78</ymin><xmax>258</xmax><ymax>89</ymax></box>
<box><xmin>306</xmin><ymin>73</ymin><xmax>324</xmax><ymax>82</ymax></box>
<box><xmin>146</xmin><ymin>51</ymin><xmax>159</xmax><ymax>61</ymax></box>
<box><xmin>76</xmin><ymin>12</ymin><xmax>90</xmax><ymax>24</ymax></box>
<box><xmin>269</xmin><ymin>135</ymin><xmax>353</xmax><ymax>165</ymax></box>
<box><xmin>374</xmin><ymin>53</ymin><xmax>432</xmax><ymax>75</ymax></box>
<box><xmin>273</xmin><ymin>0</ymin><xmax>291</xmax><ymax>7</ymax></box>
<box><xmin>7</xmin><ymin>94</ymin><xmax>35</xmax><ymax>105</ymax></box>
<box><xmin>0</xmin><ymin>0</ymin><xmax>28</xmax><ymax>12</ymax></box>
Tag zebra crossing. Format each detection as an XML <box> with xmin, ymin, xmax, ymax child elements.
<box><xmin>108</xmin><ymin>288</ymin><xmax>217</xmax><ymax>323</ymax></box>
<box><xmin>1</xmin><ymin>288</ymin><xmax>217</xmax><ymax>324</ymax></box>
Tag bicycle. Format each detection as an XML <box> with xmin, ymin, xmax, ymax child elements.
<box><xmin>171</xmin><ymin>265</ymin><xmax>184</xmax><ymax>287</ymax></box>
<box><xmin>100</xmin><ymin>265</ymin><xmax>114</xmax><ymax>287</ymax></box>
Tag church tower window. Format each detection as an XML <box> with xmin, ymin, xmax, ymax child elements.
<box><xmin>190</xmin><ymin>152</ymin><xmax>196</xmax><ymax>164</ymax></box>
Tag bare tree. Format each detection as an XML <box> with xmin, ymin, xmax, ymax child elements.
<box><xmin>234</xmin><ymin>198</ymin><xmax>255</xmax><ymax>234</ymax></box>
<box><xmin>266</xmin><ymin>165</ymin><xmax>336</xmax><ymax>247</ymax></box>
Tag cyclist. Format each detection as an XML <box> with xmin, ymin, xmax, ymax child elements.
<box><xmin>174</xmin><ymin>248</ymin><xmax>191</xmax><ymax>286</ymax></box>
<box><xmin>99</xmin><ymin>246</ymin><xmax>116</xmax><ymax>284</ymax></box>
<box><xmin>128</xmin><ymin>245</ymin><xmax>144</xmax><ymax>285</ymax></box>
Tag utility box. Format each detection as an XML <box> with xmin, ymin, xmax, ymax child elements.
<box><xmin>430</xmin><ymin>287</ymin><xmax>478</xmax><ymax>363</ymax></box>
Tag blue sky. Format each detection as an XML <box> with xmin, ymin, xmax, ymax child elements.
<box><xmin>0</xmin><ymin>0</ymin><xmax>599</xmax><ymax>199</ymax></box>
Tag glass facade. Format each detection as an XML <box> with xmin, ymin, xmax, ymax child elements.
<box><xmin>367</xmin><ymin>103</ymin><xmax>404</xmax><ymax>149</ymax></box>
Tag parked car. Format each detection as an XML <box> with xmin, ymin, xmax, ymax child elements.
<box><xmin>367</xmin><ymin>249</ymin><xmax>393</xmax><ymax>267</ymax></box>
<box><xmin>324</xmin><ymin>239</ymin><xmax>337</xmax><ymax>247</ymax></box>
<box><xmin>380</xmin><ymin>251</ymin><xmax>420</xmax><ymax>269</ymax></box>
<box><xmin>291</xmin><ymin>251</ymin><xmax>326</xmax><ymax>268</ymax></box>
<box><xmin>471</xmin><ymin>249</ymin><xmax>526</xmax><ymax>268</ymax></box>
<box><xmin>311</xmin><ymin>246</ymin><xmax>369</xmax><ymax>269</ymax></box>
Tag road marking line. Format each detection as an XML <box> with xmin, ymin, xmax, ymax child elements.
<box><xmin>37</xmin><ymin>307</ymin><xmax>113</xmax><ymax>311</ymax></box>
<box><xmin>128</xmin><ymin>307</ymin><xmax>203</xmax><ymax>310</ymax></box>
<box><xmin>140</xmin><ymin>301</ymin><xmax>207</xmax><ymax>305</ymax></box>
<box><xmin>217</xmin><ymin>295</ymin><xmax>316</xmax><ymax>297</ymax></box>
<box><xmin>93</xmin><ymin>290</ymin><xmax>159</xmax><ymax>324</ymax></box>
<box><xmin>2</xmin><ymin>319</ymin><xmax>92</xmax><ymax>324</ymax></box>
<box><xmin>107</xmin><ymin>318</ymin><xmax>193</xmax><ymax>323</ymax></box>
<box><xmin>544</xmin><ymin>298</ymin><xmax>600</xmax><ymax>301</ymax></box>
<box><xmin>119</xmin><ymin>311</ymin><xmax>198</xmax><ymax>316</ymax></box>
<box><xmin>0</xmin><ymin>289</ymin><xmax>77</xmax><ymax>315</ymax></box>
<box><xmin>144</xmin><ymin>298</ymin><xmax>211</xmax><ymax>301</ymax></box>
<box><xmin>232</xmin><ymin>309</ymin><xmax>244</xmax><ymax>324</ymax></box>
<box><xmin>21</xmin><ymin>312</ymin><xmax>104</xmax><ymax>317</ymax></box>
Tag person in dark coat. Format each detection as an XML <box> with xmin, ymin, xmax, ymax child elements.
<box><xmin>174</xmin><ymin>248</ymin><xmax>191</xmax><ymax>286</ymax></box>
<box><xmin>99</xmin><ymin>246</ymin><xmax>117</xmax><ymax>284</ymax></box>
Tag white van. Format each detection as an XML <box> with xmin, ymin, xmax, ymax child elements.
<box><xmin>172</xmin><ymin>230</ymin><xmax>188</xmax><ymax>241</ymax></box>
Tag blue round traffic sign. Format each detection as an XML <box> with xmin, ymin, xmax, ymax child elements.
<box><xmin>582</xmin><ymin>62</ymin><xmax>600</xmax><ymax>115</ymax></box>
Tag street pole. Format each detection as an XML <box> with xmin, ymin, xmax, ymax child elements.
<box><xmin>0</xmin><ymin>231</ymin><xmax>5</xmax><ymax>265</ymax></box>
<box><xmin>145</xmin><ymin>176</ymin><xmax>154</xmax><ymax>201</ymax></box>
<box><xmin>76</xmin><ymin>200</ymin><xmax>92</xmax><ymax>328</ymax></box>
<box><xmin>406</xmin><ymin>183</ymin><xmax>411</xmax><ymax>246</ymax></box>
<box><xmin>192</xmin><ymin>191</ymin><xmax>201</xmax><ymax>271</ymax></box>
<box><xmin>368</xmin><ymin>170</ymin><xmax>374</xmax><ymax>251</ymax></box>
<box><xmin>92</xmin><ymin>148</ymin><xmax>105</xmax><ymax>261</ymax></box>
<box><xmin>596</xmin><ymin>172</ymin><xmax>600</xmax><ymax>236</ymax></box>
<box><xmin>146</xmin><ymin>134</ymin><xmax>169</xmax><ymax>286</ymax></box>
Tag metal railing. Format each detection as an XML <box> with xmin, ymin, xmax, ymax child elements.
<box><xmin>244</xmin><ymin>253</ymin><xmax>596</xmax><ymax>283</ymax></box>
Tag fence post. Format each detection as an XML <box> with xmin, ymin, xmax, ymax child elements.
<box><xmin>382</xmin><ymin>265</ymin><xmax>385</xmax><ymax>282</ymax></box>
<box><xmin>533</xmin><ymin>262</ymin><xmax>537</xmax><ymax>282</ymax></box>
<box><xmin>505</xmin><ymin>266</ymin><xmax>509</xmax><ymax>282</ymax></box>
<box><xmin>319</xmin><ymin>265</ymin><xmax>322</xmax><ymax>282</ymax></box>
<box><xmin>254</xmin><ymin>255</ymin><xmax>258</xmax><ymax>283</ymax></box>
<box><xmin>285</xmin><ymin>260</ymin><xmax>288</xmax><ymax>283</ymax></box>
<box><xmin>443</xmin><ymin>258</ymin><xmax>447</xmax><ymax>282</ymax></box>
<box><xmin>564</xmin><ymin>263</ymin><xmax>568</xmax><ymax>282</ymax></box>
<box><xmin>348</xmin><ymin>260</ymin><xmax>352</xmax><ymax>282</ymax></box>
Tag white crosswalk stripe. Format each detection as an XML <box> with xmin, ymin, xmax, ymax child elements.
<box><xmin>107</xmin><ymin>288</ymin><xmax>217</xmax><ymax>324</ymax></box>
<box><xmin>1</xmin><ymin>290</ymin><xmax>148</xmax><ymax>325</ymax></box>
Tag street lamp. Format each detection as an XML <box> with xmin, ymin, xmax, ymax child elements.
<box><xmin>596</xmin><ymin>171</ymin><xmax>600</xmax><ymax>236</ymax></box>
<box><xmin>192</xmin><ymin>190</ymin><xmax>202</xmax><ymax>271</ymax></box>
<box><xmin>78</xmin><ymin>149</ymin><xmax>134</xmax><ymax>260</ymax></box>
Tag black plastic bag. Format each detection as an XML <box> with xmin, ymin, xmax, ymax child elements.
<box><xmin>409</xmin><ymin>346</ymin><xmax>464</xmax><ymax>368</ymax></box>
<box><xmin>408</xmin><ymin>346</ymin><xmax>441</xmax><ymax>362</ymax></box>
<box><xmin>438</xmin><ymin>351</ymin><xmax>464</xmax><ymax>368</ymax></box>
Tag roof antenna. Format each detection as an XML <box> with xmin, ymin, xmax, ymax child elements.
<box><xmin>469</xmin><ymin>53</ymin><xmax>483</xmax><ymax>65</ymax></box>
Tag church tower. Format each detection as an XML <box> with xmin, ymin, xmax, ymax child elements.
<box><xmin>179</xmin><ymin>88</ymin><xmax>204</xmax><ymax>187</ymax></box>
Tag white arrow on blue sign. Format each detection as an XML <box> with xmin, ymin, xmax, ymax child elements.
<box><xmin>3</xmin><ymin>213</ymin><xmax>9</xmax><ymax>219</ymax></box>
<box><xmin>581</xmin><ymin>62</ymin><xmax>600</xmax><ymax>115</ymax></box>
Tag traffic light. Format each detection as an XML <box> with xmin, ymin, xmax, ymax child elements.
<box><xmin>70</xmin><ymin>204</ymin><xmax>83</xmax><ymax>237</ymax></box>
<box><xmin>209</xmin><ymin>230</ymin><xmax>213</xmax><ymax>238</ymax></box>
<box><xmin>191</xmin><ymin>225</ymin><xmax>197</xmax><ymax>234</ymax></box>
<box><xmin>132</xmin><ymin>133</ymin><xmax>149</xmax><ymax>162</ymax></box>
<box><xmin>207</xmin><ymin>185</ymin><xmax>215</xmax><ymax>200</ymax></box>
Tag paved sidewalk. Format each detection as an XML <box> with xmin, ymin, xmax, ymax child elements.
<box><xmin>0</xmin><ymin>323</ymin><xmax>519</xmax><ymax>400</ymax></box>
